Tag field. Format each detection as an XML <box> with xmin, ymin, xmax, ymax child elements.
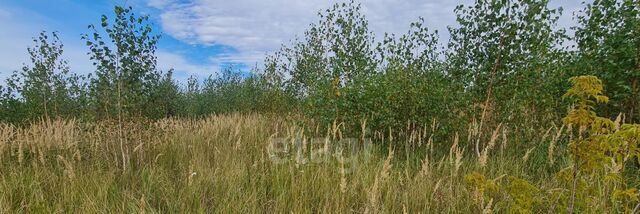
<box><xmin>2</xmin><ymin>0</ymin><xmax>640</xmax><ymax>213</ymax></box>
<box><xmin>2</xmin><ymin>113</ymin><xmax>631</xmax><ymax>213</ymax></box>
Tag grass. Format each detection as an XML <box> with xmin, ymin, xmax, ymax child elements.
<box><xmin>0</xmin><ymin>113</ymin><xmax>634</xmax><ymax>213</ymax></box>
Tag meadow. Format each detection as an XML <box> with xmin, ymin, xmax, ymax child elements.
<box><xmin>0</xmin><ymin>114</ymin><xmax>563</xmax><ymax>213</ymax></box>
<box><xmin>0</xmin><ymin>98</ymin><xmax>637</xmax><ymax>213</ymax></box>
<box><xmin>1</xmin><ymin>0</ymin><xmax>640</xmax><ymax>213</ymax></box>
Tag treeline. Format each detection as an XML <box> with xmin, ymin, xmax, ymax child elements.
<box><xmin>1</xmin><ymin>0</ymin><xmax>639</xmax><ymax>135</ymax></box>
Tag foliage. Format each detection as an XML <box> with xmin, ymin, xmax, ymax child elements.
<box><xmin>505</xmin><ymin>177</ymin><xmax>542</xmax><ymax>214</ymax></box>
<box><xmin>562</xmin><ymin>75</ymin><xmax>610</xmax><ymax>130</ymax></box>
<box><xmin>2</xmin><ymin>0</ymin><xmax>640</xmax><ymax>213</ymax></box>
<box><xmin>264</xmin><ymin>1</ymin><xmax>464</xmax><ymax>134</ymax></box>
<box><xmin>145</xmin><ymin>70</ymin><xmax>181</xmax><ymax>118</ymax></box>
<box><xmin>464</xmin><ymin>171</ymin><xmax>500</xmax><ymax>210</ymax></box>
<box><xmin>0</xmin><ymin>85</ymin><xmax>22</xmax><ymax>124</ymax></box>
<box><xmin>176</xmin><ymin>68</ymin><xmax>295</xmax><ymax>117</ymax></box>
<box><xmin>464</xmin><ymin>75</ymin><xmax>640</xmax><ymax>213</ymax></box>
<box><xmin>3</xmin><ymin>31</ymin><xmax>86</xmax><ymax>123</ymax></box>
<box><xmin>574</xmin><ymin>0</ymin><xmax>640</xmax><ymax>122</ymax></box>
<box><xmin>82</xmin><ymin>6</ymin><xmax>172</xmax><ymax>119</ymax></box>
<box><xmin>265</xmin><ymin>1</ymin><xmax>379</xmax><ymax>127</ymax></box>
<box><xmin>446</xmin><ymin>0</ymin><xmax>568</xmax><ymax>130</ymax></box>
<box><xmin>561</xmin><ymin>75</ymin><xmax>640</xmax><ymax>213</ymax></box>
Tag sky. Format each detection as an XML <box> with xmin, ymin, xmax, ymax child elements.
<box><xmin>0</xmin><ymin>0</ymin><xmax>584</xmax><ymax>84</ymax></box>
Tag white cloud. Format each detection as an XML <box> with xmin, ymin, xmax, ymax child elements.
<box><xmin>208</xmin><ymin>51</ymin><xmax>264</xmax><ymax>67</ymax></box>
<box><xmin>150</xmin><ymin>0</ymin><xmax>581</xmax><ymax>68</ymax></box>
<box><xmin>153</xmin><ymin>0</ymin><xmax>335</xmax><ymax>53</ymax></box>
<box><xmin>147</xmin><ymin>0</ymin><xmax>172</xmax><ymax>8</ymax></box>
<box><xmin>151</xmin><ymin>0</ymin><xmax>463</xmax><ymax>50</ymax></box>
<box><xmin>156</xmin><ymin>51</ymin><xmax>220</xmax><ymax>80</ymax></box>
<box><xmin>148</xmin><ymin>0</ymin><xmax>467</xmax><ymax>69</ymax></box>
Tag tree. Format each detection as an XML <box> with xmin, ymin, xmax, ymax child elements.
<box><xmin>265</xmin><ymin>1</ymin><xmax>462</xmax><ymax>133</ymax></box>
<box><xmin>370</xmin><ymin>18</ymin><xmax>456</xmax><ymax>131</ymax></box>
<box><xmin>82</xmin><ymin>5</ymin><xmax>164</xmax><ymax>119</ymax></box>
<box><xmin>0</xmin><ymin>85</ymin><xmax>23</xmax><ymax>123</ymax></box>
<box><xmin>6</xmin><ymin>31</ymin><xmax>83</xmax><ymax>122</ymax></box>
<box><xmin>446</xmin><ymin>0</ymin><xmax>568</xmax><ymax>131</ymax></box>
<box><xmin>146</xmin><ymin>70</ymin><xmax>181</xmax><ymax>119</ymax></box>
<box><xmin>266</xmin><ymin>1</ymin><xmax>379</xmax><ymax>127</ymax></box>
<box><xmin>574</xmin><ymin>0</ymin><xmax>640</xmax><ymax>122</ymax></box>
<box><xmin>83</xmin><ymin>5</ymin><xmax>170</xmax><ymax>171</ymax></box>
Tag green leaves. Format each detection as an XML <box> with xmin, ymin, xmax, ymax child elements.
<box><xmin>562</xmin><ymin>76</ymin><xmax>612</xmax><ymax>130</ymax></box>
<box><xmin>262</xmin><ymin>1</ymin><xmax>460</xmax><ymax>132</ymax></box>
<box><xmin>2</xmin><ymin>31</ymin><xmax>87</xmax><ymax>123</ymax></box>
<box><xmin>506</xmin><ymin>177</ymin><xmax>542</xmax><ymax>214</ymax></box>
<box><xmin>561</xmin><ymin>75</ymin><xmax>640</xmax><ymax>213</ymax></box>
<box><xmin>446</xmin><ymin>0</ymin><xmax>569</xmax><ymax>132</ymax></box>
<box><xmin>574</xmin><ymin>0</ymin><xmax>640</xmax><ymax>122</ymax></box>
<box><xmin>82</xmin><ymin>5</ymin><xmax>168</xmax><ymax>119</ymax></box>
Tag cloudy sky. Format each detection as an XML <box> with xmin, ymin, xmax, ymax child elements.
<box><xmin>0</xmin><ymin>0</ymin><xmax>583</xmax><ymax>83</ymax></box>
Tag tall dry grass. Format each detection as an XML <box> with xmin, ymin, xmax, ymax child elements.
<box><xmin>0</xmin><ymin>113</ymin><xmax>590</xmax><ymax>213</ymax></box>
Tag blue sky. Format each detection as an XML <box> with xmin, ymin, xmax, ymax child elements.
<box><xmin>0</xmin><ymin>0</ymin><xmax>246</xmax><ymax>82</ymax></box>
<box><xmin>0</xmin><ymin>0</ymin><xmax>583</xmax><ymax>83</ymax></box>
